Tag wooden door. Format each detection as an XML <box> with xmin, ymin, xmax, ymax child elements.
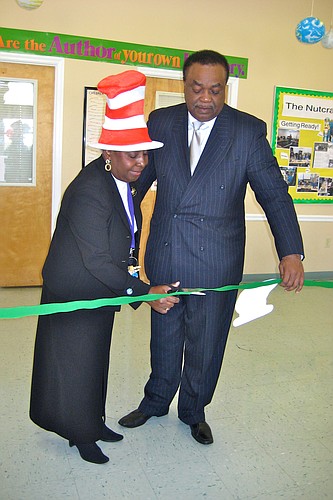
<box><xmin>139</xmin><ymin>77</ymin><xmax>185</xmax><ymax>282</ymax></box>
<box><xmin>0</xmin><ymin>63</ymin><xmax>54</xmax><ymax>286</ymax></box>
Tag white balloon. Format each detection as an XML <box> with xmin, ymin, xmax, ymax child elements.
<box><xmin>321</xmin><ymin>28</ymin><xmax>333</xmax><ymax>49</ymax></box>
<box><xmin>16</xmin><ymin>0</ymin><xmax>44</xmax><ymax>9</ymax></box>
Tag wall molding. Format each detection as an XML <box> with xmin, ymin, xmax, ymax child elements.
<box><xmin>246</xmin><ymin>214</ymin><xmax>333</xmax><ymax>222</ymax></box>
<box><xmin>243</xmin><ymin>271</ymin><xmax>333</xmax><ymax>282</ymax></box>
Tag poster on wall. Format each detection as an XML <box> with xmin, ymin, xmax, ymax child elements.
<box><xmin>271</xmin><ymin>86</ymin><xmax>333</xmax><ymax>204</ymax></box>
<box><xmin>82</xmin><ymin>87</ymin><xmax>104</xmax><ymax>168</ymax></box>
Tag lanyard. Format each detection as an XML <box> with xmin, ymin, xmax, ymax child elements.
<box><xmin>126</xmin><ymin>183</ymin><xmax>135</xmax><ymax>252</ymax></box>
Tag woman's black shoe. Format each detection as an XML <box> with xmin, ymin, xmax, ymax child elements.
<box><xmin>100</xmin><ymin>425</ymin><xmax>124</xmax><ymax>442</ymax></box>
<box><xmin>69</xmin><ymin>440</ymin><xmax>109</xmax><ymax>464</ymax></box>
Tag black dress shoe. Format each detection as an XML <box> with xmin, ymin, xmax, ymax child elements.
<box><xmin>118</xmin><ymin>409</ymin><xmax>151</xmax><ymax>428</ymax></box>
<box><xmin>69</xmin><ymin>441</ymin><xmax>109</xmax><ymax>464</ymax></box>
<box><xmin>100</xmin><ymin>425</ymin><xmax>124</xmax><ymax>442</ymax></box>
<box><xmin>190</xmin><ymin>422</ymin><xmax>213</xmax><ymax>445</ymax></box>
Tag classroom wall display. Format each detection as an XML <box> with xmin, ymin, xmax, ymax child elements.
<box><xmin>0</xmin><ymin>27</ymin><xmax>247</xmax><ymax>78</ymax></box>
<box><xmin>82</xmin><ymin>87</ymin><xmax>104</xmax><ymax>168</ymax></box>
<box><xmin>271</xmin><ymin>86</ymin><xmax>333</xmax><ymax>203</ymax></box>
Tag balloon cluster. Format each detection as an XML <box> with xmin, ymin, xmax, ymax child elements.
<box><xmin>16</xmin><ymin>0</ymin><xmax>44</xmax><ymax>9</ymax></box>
<box><xmin>296</xmin><ymin>16</ymin><xmax>333</xmax><ymax>48</ymax></box>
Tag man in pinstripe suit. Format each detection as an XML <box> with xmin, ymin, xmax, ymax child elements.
<box><xmin>119</xmin><ymin>50</ymin><xmax>304</xmax><ymax>444</ymax></box>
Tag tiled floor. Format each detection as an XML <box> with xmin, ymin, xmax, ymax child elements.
<box><xmin>0</xmin><ymin>284</ymin><xmax>332</xmax><ymax>499</ymax></box>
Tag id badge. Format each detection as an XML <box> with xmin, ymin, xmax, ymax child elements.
<box><xmin>128</xmin><ymin>254</ymin><xmax>140</xmax><ymax>278</ymax></box>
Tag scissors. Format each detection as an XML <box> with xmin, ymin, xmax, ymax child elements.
<box><xmin>167</xmin><ymin>285</ymin><xmax>206</xmax><ymax>296</ymax></box>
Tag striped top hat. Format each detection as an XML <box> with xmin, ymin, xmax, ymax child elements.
<box><xmin>89</xmin><ymin>70</ymin><xmax>163</xmax><ymax>151</ymax></box>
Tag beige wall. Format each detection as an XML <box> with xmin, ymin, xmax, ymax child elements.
<box><xmin>2</xmin><ymin>0</ymin><xmax>333</xmax><ymax>275</ymax></box>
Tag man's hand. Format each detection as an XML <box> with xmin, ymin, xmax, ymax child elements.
<box><xmin>147</xmin><ymin>281</ymin><xmax>181</xmax><ymax>314</ymax></box>
<box><xmin>279</xmin><ymin>254</ymin><xmax>304</xmax><ymax>292</ymax></box>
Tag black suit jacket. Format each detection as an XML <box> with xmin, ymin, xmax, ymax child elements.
<box><xmin>42</xmin><ymin>155</ymin><xmax>151</xmax><ymax>305</ymax></box>
<box><xmin>139</xmin><ymin>103</ymin><xmax>304</xmax><ymax>288</ymax></box>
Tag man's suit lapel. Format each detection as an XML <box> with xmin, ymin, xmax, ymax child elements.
<box><xmin>170</xmin><ymin>106</ymin><xmax>192</xmax><ymax>187</ymax></box>
<box><xmin>196</xmin><ymin>107</ymin><xmax>233</xmax><ymax>176</ymax></box>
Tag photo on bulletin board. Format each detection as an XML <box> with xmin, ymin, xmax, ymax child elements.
<box><xmin>271</xmin><ymin>86</ymin><xmax>333</xmax><ymax>203</ymax></box>
<box><xmin>82</xmin><ymin>86</ymin><xmax>105</xmax><ymax>168</ymax></box>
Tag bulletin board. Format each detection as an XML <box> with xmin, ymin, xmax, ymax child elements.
<box><xmin>271</xmin><ymin>86</ymin><xmax>333</xmax><ymax>203</ymax></box>
<box><xmin>82</xmin><ymin>86</ymin><xmax>104</xmax><ymax>168</ymax></box>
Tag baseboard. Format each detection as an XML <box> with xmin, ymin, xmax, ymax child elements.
<box><xmin>243</xmin><ymin>272</ymin><xmax>333</xmax><ymax>282</ymax></box>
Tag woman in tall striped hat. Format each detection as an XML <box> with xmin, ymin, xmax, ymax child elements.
<box><xmin>30</xmin><ymin>70</ymin><xmax>179</xmax><ymax>464</ymax></box>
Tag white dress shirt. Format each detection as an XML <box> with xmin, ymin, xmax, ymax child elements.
<box><xmin>188</xmin><ymin>113</ymin><xmax>216</xmax><ymax>150</ymax></box>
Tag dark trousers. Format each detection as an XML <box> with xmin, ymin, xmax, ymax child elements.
<box><xmin>30</xmin><ymin>286</ymin><xmax>115</xmax><ymax>444</ymax></box>
<box><xmin>139</xmin><ymin>290</ymin><xmax>237</xmax><ymax>424</ymax></box>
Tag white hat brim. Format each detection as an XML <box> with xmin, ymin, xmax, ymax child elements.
<box><xmin>88</xmin><ymin>140</ymin><xmax>163</xmax><ymax>152</ymax></box>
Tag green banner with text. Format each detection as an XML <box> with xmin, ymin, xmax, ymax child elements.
<box><xmin>0</xmin><ymin>27</ymin><xmax>248</xmax><ymax>78</ymax></box>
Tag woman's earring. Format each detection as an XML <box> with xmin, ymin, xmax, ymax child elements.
<box><xmin>105</xmin><ymin>158</ymin><xmax>112</xmax><ymax>172</ymax></box>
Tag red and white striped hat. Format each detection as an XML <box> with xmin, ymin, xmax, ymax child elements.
<box><xmin>89</xmin><ymin>70</ymin><xmax>163</xmax><ymax>152</ymax></box>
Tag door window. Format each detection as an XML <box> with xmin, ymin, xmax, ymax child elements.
<box><xmin>0</xmin><ymin>79</ymin><xmax>36</xmax><ymax>186</ymax></box>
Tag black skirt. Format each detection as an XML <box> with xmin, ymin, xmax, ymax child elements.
<box><xmin>30</xmin><ymin>286</ymin><xmax>115</xmax><ymax>444</ymax></box>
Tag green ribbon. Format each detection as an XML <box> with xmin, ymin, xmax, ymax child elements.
<box><xmin>0</xmin><ymin>279</ymin><xmax>331</xmax><ymax>320</ymax></box>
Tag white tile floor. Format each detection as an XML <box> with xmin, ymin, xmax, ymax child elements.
<box><xmin>0</xmin><ymin>284</ymin><xmax>332</xmax><ymax>499</ymax></box>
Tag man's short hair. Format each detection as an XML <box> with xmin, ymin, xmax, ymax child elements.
<box><xmin>183</xmin><ymin>49</ymin><xmax>229</xmax><ymax>83</ymax></box>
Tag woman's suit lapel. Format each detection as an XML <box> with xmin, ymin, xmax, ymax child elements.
<box><xmin>104</xmin><ymin>169</ymin><xmax>134</xmax><ymax>233</ymax></box>
<box><xmin>131</xmin><ymin>183</ymin><xmax>143</xmax><ymax>231</ymax></box>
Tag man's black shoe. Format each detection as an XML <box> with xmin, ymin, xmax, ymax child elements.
<box><xmin>118</xmin><ymin>409</ymin><xmax>151</xmax><ymax>428</ymax></box>
<box><xmin>190</xmin><ymin>422</ymin><xmax>213</xmax><ymax>445</ymax></box>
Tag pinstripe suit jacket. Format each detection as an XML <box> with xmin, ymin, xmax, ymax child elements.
<box><xmin>139</xmin><ymin>103</ymin><xmax>304</xmax><ymax>289</ymax></box>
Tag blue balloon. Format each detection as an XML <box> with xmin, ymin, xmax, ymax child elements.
<box><xmin>295</xmin><ymin>16</ymin><xmax>326</xmax><ymax>44</ymax></box>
